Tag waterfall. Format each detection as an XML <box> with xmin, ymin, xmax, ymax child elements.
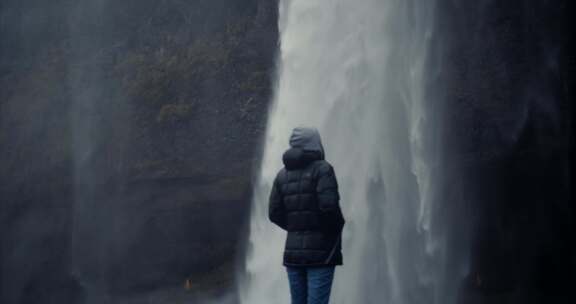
<box><xmin>239</xmin><ymin>0</ymin><xmax>467</xmax><ymax>303</ymax></box>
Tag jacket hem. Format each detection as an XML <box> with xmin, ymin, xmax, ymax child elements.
<box><xmin>282</xmin><ymin>261</ymin><xmax>343</xmax><ymax>267</ymax></box>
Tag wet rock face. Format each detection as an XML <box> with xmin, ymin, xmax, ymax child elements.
<box><xmin>435</xmin><ymin>0</ymin><xmax>574</xmax><ymax>302</ymax></box>
<box><xmin>0</xmin><ymin>0</ymin><xmax>278</xmax><ymax>302</ymax></box>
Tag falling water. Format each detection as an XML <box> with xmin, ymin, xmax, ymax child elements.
<box><xmin>68</xmin><ymin>1</ymin><xmax>117</xmax><ymax>302</ymax></box>
<box><xmin>239</xmin><ymin>0</ymin><xmax>468</xmax><ymax>304</ymax></box>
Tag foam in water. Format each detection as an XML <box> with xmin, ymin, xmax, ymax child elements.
<box><xmin>238</xmin><ymin>0</ymin><xmax>467</xmax><ymax>303</ymax></box>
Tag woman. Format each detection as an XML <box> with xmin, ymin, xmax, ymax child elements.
<box><xmin>268</xmin><ymin>127</ymin><xmax>345</xmax><ymax>304</ymax></box>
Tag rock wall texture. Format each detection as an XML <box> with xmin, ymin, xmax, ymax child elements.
<box><xmin>435</xmin><ymin>1</ymin><xmax>574</xmax><ymax>303</ymax></box>
<box><xmin>0</xmin><ymin>0</ymin><xmax>278</xmax><ymax>302</ymax></box>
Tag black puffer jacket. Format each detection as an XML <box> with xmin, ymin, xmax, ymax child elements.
<box><xmin>268</xmin><ymin>127</ymin><xmax>345</xmax><ymax>267</ymax></box>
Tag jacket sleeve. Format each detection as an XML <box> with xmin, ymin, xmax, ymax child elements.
<box><xmin>268</xmin><ymin>172</ymin><xmax>287</xmax><ymax>230</ymax></box>
<box><xmin>316</xmin><ymin>163</ymin><xmax>345</xmax><ymax>233</ymax></box>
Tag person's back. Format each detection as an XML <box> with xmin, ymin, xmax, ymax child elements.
<box><xmin>268</xmin><ymin>127</ymin><xmax>345</xmax><ymax>304</ymax></box>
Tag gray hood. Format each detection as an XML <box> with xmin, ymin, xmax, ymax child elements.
<box><xmin>282</xmin><ymin>127</ymin><xmax>325</xmax><ymax>170</ymax></box>
<box><xmin>289</xmin><ymin>127</ymin><xmax>325</xmax><ymax>158</ymax></box>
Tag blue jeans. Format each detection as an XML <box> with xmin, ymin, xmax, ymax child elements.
<box><xmin>286</xmin><ymin>266</ymin><xmax>335</xmax><ymax>304</ymax></box>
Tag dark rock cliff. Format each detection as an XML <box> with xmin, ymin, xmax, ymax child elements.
<box><xmin>0</xmin><ymin>0</ymin><xmax>278</xmax><ymax>302</ymax></box>
<box><xmin>434</xmin><ymin>1</ymin><xmax>574</xmax><ymax>303</ymax></box>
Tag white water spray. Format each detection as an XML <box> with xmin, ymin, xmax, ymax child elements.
<box><xmin>239</xmin><ymin>0</ymin><xmax>467</xmax><ymax>303</ymax></box>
